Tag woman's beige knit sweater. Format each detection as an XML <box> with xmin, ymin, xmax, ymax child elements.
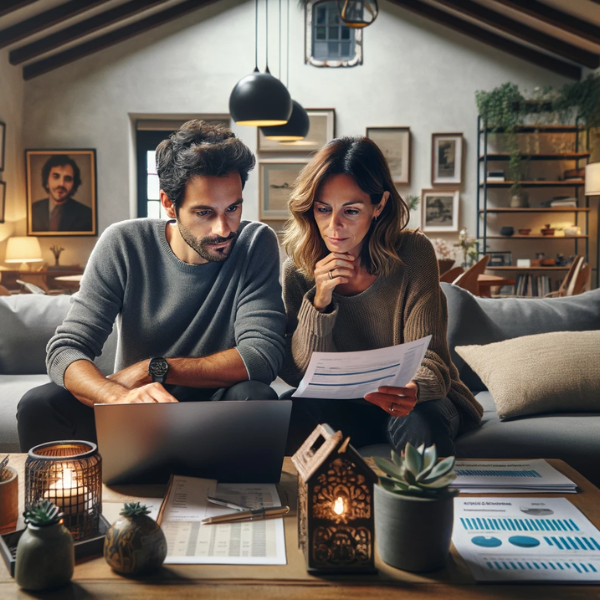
<box><xmin>280</xmin><ymin>230</ymin><xmax>483</xmax><ymax>430</ymax></box>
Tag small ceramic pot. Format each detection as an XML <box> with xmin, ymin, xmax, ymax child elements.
<box><xmin>500</xmin><ymin>226</ymin><xmax>514</xmax><ymax>237</ymax></box>
<box><xmin>541</xmin><ymin>224</ymin><xmax>555</xmax><ymax>236</ymax></box>
<box><xmin>0</xmin><ymin>466</ymin><xmax>18</xmax><ymax>533</ymax></box>
<box><xmin>509</xmin><ymin>192</ymin><xmax>529</xmax><ymax>208</ymax></box>
<box><xmin>374</xmin><ymin>485</ymin><xmax>454</xmax><ymax>572</ymax></box>
<box><xmin>104</xmin><ymin>512</ymin><xmax>167</xmax><ymax>575</ymax></box>
<box><xmin>541</xmin><ymin>258</ymin><xmax>556</xmax><ymax>266</ymax></box>
<box><xmin>518</xmin><ymin>229</ymin><xmax>531</xmax><ymax>236</ymax></box>
<box><xmin>15</xmin><ymin>522</ymin><xmax>74</xmax><ymax>590</ymax></box>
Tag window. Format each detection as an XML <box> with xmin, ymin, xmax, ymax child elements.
<box><xmin>306</xmin><ymin>0</ymin><xmax>362</xmax><ymax>68</ymax></box>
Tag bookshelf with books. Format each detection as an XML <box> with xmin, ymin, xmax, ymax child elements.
<box><xmin>477</xmin><ymin>118</ymin><xmax>597</xmax><ymax>293</ymax></box>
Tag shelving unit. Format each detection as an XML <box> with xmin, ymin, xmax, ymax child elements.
<box><xmin>476</xmin><ymin>118</ymin><xmax>599</xmax><ymax>289</ymax></box>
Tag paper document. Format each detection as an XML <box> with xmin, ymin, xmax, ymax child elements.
<box><xmin>452</xmin><ymin>460</ymin><xmax>577</xmax><ymax>494</ymax></box>
<box><xmin>158</xmin><ymin>475</ymin><xmax>287</xmax><ymax>565</ymax></box>
<box><xmin>293</xmin><ymin>335</ymin><xmax>432</xmax><ymax>399</ymax></box>
<box><xmin>453</xmin><ymin>497</ymin><xmax>600</xmax><ymax>582</ymax></box>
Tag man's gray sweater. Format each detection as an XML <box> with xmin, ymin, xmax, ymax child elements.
<box><xmin>46</xmin><ymin>219</ymin><xmax>286</xmax><ymax>387</ymax></box>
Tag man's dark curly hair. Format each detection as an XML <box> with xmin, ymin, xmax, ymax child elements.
<box><xmin>155</xmin><ymin>120</ymin><xmax>255</xmax><ymax>211</ymax></box>
<box><xmin>42</xmin><ymin>155</ymin><xmax>82</xmax><ymax>195</ymax></box>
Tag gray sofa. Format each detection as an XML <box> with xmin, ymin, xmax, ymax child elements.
<box><xmin>2</xmin><ymin>287</ymin><xmax>599</xmax><ymax>487</ymax></box>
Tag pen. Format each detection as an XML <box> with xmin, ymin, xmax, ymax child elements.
<box><xmin>206</xmin><ymin>496</ymin><xmax>251</xmax><ymax>511</ymax></box>
<box><xmin>202</xmin><ymin>506</ymin><xmax>290</xmax><ymax>525</ymax></box>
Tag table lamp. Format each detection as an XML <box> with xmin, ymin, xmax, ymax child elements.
<box><xmin>5</xmin><ymin>236</ymin><xmax>43</xmax><ymax>271</ymax></box>
<box><xmin>585</xmin><ymin>162</ymin><xmax>600</xmax><ymax>288</ymax></box>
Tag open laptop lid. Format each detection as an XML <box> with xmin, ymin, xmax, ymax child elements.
<box><xmin>94</xmin><ymin>400</ymin><xmax>292</xmax><ymax>485</ymax></box>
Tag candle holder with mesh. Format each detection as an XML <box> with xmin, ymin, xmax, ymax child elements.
<box><xmin>25</xmin><ymin>441</ymin><xmax>102</xmax><ymax>541</ymax></box>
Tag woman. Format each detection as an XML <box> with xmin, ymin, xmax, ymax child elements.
<box><xmin>280</xmin><ymin>136</ymin><xmax>483</xmax><ymax>455</ymax></box>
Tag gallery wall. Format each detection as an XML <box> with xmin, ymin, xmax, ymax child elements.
<box><xmin>3</xmin><ymin>0</ymin><xmax>578</xmax><ymax>267</ymax></box>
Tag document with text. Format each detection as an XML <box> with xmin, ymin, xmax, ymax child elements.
<box><xmin>157</xmin><ymin>475</ymin><xmax>287</xmax><ymax>565</ymax></box>
<box><xmin>292</xmin><ymin>335</ymin><xmax>432</xmax><ymax>399</ymax></box>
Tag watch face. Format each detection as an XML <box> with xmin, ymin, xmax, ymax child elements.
<box><xmin>149</xmin><ymin>358</ymin><xmax>169</xmax><ymax>378</ymax></box>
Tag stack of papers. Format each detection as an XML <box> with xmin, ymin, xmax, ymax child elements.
<box><xmin>451</xmin><ymin>460</ymin><xmax>578</xmax><ymax>494</ymax></box>
<box><xmin>453</xmin><ymin>497</ymin><xmax>600</xmax><ymax>582</ymax></box>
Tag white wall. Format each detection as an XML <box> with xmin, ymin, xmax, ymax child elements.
<box><xmin>17</xmin><ymin>0</ymin><xmax>575</xmax><ymax>266</ymax></box>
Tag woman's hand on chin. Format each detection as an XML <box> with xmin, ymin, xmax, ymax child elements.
<box><xmin>313</xmin><ymin>252</ymin><xmax>355</xmax><ymax>311</ymax></box>
<box><xmin>364</xmin><ymin>382</ymin><xmax>418</xmax><ymax>417</ymax></box>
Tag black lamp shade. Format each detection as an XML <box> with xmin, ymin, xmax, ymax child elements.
<box><xmin>261</xmin><ymin>101</ymin><xmax>310</xmax><ymax>141</ymax></box>
<box><xmin>338</xmin><ymin>0</ymin><xmax>378</xmax><ymax>28</ymax></box>
<box><xmin>230</xmin><ymin>72</ymin><xmax>293</xmax><ymax>126</ymax></box>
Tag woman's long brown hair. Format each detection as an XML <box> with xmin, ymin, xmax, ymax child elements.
<box><xmin>282</xmin><ymin>136</ymin><xmax>410</xmax><ymax>279</ymax></box>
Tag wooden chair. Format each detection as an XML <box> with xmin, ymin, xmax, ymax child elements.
<box><xmin>452</xmin><ymin>255</ymin><xmax>490</xmax><ymax>296</ymax></box>
<box><xmin>439</xmin><ymin>266</ymin><xmax>464</xmax><ymax>283</ymax></box>
<box><xmin>545</xmin><ymin>256</ymin><xmax>586</xmax><ymax>298</ymax></box>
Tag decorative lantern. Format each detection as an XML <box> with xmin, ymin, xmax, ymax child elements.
<box><xmin>292</xmin><ymin>424</ymin><xmax>377</xmax><ymax>574</ymax></box>
<box><xmin>25</xmin><ymin>441</ymin><xmax>102</xmax><ymax>541</ymax></box>
<box><xmin>338</xmin><ymin>0</ymin><xmax>378</xmax><ymax>28</ymax></box>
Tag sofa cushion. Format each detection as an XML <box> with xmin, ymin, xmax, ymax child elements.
<box><xmin>456</xmin><ymin>331</ymin><xmax>600</xmax><ymax>419</ymax></box>
<box><xmin>442</xmin><ymin>284</ymin><xmax>600</xmax><ymax>392</ymax></box>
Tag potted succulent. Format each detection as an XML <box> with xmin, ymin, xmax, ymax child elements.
<box><xmin>104</xmin><ymin>502</ymin><xmax>167</xmax><ymax>576</ymax></box>
<box><xmin>373</xmin><ymin>443</ymin><xmax>457</xmax><ymax>572</ymax></box>
<box><xmin>15</xmin><ymin>499</ymin><xmax>74</xmax><ymax>590</ymax></box>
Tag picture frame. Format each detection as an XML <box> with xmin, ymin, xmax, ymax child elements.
<box><xmin>366</xmin><ymin>127</ymin><xmax>411</xmax><ymax>184</ymax></box>
<box><xmin>431</xmin><ymin>133</ymin><xmax>463</xmax><ymax>186</ymax></box>
<box><xmin>257</xmin><ymin>108</ymin><xmax>336</xmax><ymax>153</ymax></box>
<box><xmin>0</xmin><ymin>181</ymin><xmax>5</xmax><ymax>223</ymax></box>
<box><xmin>0</xmin><ymin>121</ymin><xmax>5</xmax><ymax>172</ymax></box>
<box><xmin>421</xmin><ymin>189</ymin><xmax>459</xmax><ymax>232</ymax></box>
<box><xmin>25</xmin><ymin>149</ymin><xmax>97</xmax><ymax>237</ymax></box>
<box><xmin>259</xmin><ymin>160</ymin><xmax>309</xmax><ymax>221</ymax></box>
<box><xmin>489</xmin><ymin>251</ymin><xmax>512</xmax><ymax>267</ymax></box>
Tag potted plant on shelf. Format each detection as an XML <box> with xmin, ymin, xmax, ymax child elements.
<box><xmin>15</xmin><ymin>499</ymin><xmax>74</xmax><ymax>590</ymax></box>
<box><xmin>372</xmin><ymin>443</ymin><xmax>457</xmax><ymax>572</ymax></box>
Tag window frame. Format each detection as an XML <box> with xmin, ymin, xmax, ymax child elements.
<box><xmin>305</xmin><ymin>0</ymin><xmax>363</xmax><ymax>68</ymax></box>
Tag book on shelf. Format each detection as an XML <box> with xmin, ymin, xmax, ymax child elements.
<box><xmin>486</xmin><ymin>177</ymin><xmax>506</xmax><ymax>182</ymax></box>
<box><xmin>514</xmin><ymin>274</ymin><xmax>551</xmax><ymax>298</ymax></box>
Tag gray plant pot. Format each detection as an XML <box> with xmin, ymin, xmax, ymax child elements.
<box><xmin>15</xmin><ymin>522</ymin><xmax>74</xmax><ymax>590</ymax></box>
<box><xmin>374</xmin><ymin>484</ymin><xmax>454</xmax><ymax>572</ymax></box>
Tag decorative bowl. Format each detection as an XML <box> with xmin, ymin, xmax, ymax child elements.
<box><xmin>540</xmin><ymin>258</ymin><xmax>556</xmax><ymax>266</ymax></box>
<box><xmin>500</xmin><ymin>226</ymin><xmax>514</xmax><ymax>237</ymax></box>
<box><xmin>518</xmin><ymin>229</ymin><xmax>531</xmax><ymax>236</ymax></box>
<box><xmin>541</xmin><ymin>224</ymin><xmax>555</xmax><ymax>236</ymax></box>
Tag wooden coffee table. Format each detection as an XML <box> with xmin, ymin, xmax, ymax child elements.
<box><xmin>1</xmin><ymin>455</ymin><xmax>599</xmax><ymax>599</ymax></box>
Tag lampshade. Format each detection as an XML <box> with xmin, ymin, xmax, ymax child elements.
<box><xmin>585</xmin><ymin>162</ymin><xmax>600</xmax><ymax>196</ymax></box>
<box><xmin>229</xmin><ymin>71</ymin><xmax>293</xmax><ymax>126</ymax></box>
<box><xmin>338</xmin><ymin>0</ymin><xmax>378</xmax><ymax>28</ymax></box>
<box><xmin>5</xmin><ymin>236</ymin><xmax>43</xmax><ymax>264</ymax></box>
<box><xmin>261</xmin><ymin>100</ymin><xmax>310</xmax><ymax>141</ymax></box>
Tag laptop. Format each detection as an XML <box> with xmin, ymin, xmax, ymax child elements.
<box><xmin>94</xmin><ymin>400</ymin><xmax>292</xmax><ymax>485</ymax></box>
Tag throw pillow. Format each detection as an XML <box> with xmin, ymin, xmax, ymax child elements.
<box><xmin>442</xmin><ymin>284</ymin><xmax>600</xmax><ymax>392</ymax></box>
<box><xmin>455</xmin><ymin>330</ymin><xmax>600</xmax><ymax>419</ymax></box>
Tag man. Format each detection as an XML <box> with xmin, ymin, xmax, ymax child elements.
<box><xmin>17</xmin><ymin>120</ymin><xmax>286</xmax><ymax>451</ymax></box>
<box><xmin>31</xmin><ymin>155</ymin><xmax>93</xmax><ymax>232</ymax></box>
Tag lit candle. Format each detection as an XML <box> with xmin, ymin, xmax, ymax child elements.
<box><xmin>43</xmin><ymin>468</ymin><xmax>89</xmax><ymax>516</ymax></box>
<box><xmin>333</xmin><ymin>497</ymin><xmax>344</xmax><ymax>515</ymax></box>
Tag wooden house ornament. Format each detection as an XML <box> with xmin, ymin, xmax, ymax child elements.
<box><xmin>292</xmin><ymin>423</ymin><xmax>377</xmax><ymax>574</ymax></box>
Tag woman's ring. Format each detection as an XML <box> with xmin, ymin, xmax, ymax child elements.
<box><xmin>329</xmin><ymin>270</ymin><xmax>334</xmax><ymax>280</ymax></box>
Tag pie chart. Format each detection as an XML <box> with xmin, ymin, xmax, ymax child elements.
<box><xmin>509</xmin><ymin>536</ymin><xmax>540</xmax><ymax>548</ymax></box>
<box><xmin>471</xmin><ymin>536</ymin><xmax>502</xmax><ymax>548</ymax></box>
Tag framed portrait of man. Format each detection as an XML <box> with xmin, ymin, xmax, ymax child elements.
<box><xmin>421</xmin><ymin>189</ymin><xmax>459</xmax><ymax>232</ymax></box>
<box><xmin>26</xmin><ymin>149</ymin><xmax>97</xmax><ymax>237</ymax></box>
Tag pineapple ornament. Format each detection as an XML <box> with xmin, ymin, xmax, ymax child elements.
<box><xmin>15</xmin><ymin>499</ymin><xmax>74</xmax><ymax>590</ymax></box>
<box><xmin>104</xmin><ymin>502</ymin><xmax>167</xmax><ymax>575</ymax></box>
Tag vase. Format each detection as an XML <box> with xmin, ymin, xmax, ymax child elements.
<box><xmin>104</xmin><ymin>512</ymin><xmax>167</xmax><ymax>575</ymax></box>
<box><xmin>15</xmin><ymin>522</ymin><xmax>74</xmax><ymax>590</ymax></box>
<box><xmin>374</xmin><ymin>485</ymin><xmax>454</xmax><ymax>572</ymax></box>
<box><xmin>509</xmin><ymin>191</ymin><xmax>529</xmax><ymax>208</ymax></box>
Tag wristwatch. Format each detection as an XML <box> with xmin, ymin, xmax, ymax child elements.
<box><xmin>148</xmin><ymin>357</ymin><xmax>169</xmax><ymax>384</ymax></box>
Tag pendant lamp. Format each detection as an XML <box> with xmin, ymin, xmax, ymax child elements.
<box><xmin>338</xmin><ymin>0</ymin><xmax>378</xmax><ymax>28</ymax></box>
<box><xmin>260</xmin><ymin>0</ymin><xmax>309</xmax><ymax>140</ymax></box>
<box><xmin>229</xmin><ymin>0</ymin><xmax>292</xmax><ymax>126</ymax></box>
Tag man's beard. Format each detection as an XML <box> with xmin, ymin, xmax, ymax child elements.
<box><xmin>178</xmin><ymin>222</ymin><xmax>238</xmax><ymax>263</ymax></box>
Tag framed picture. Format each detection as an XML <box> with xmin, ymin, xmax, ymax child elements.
<box><xmin>366</xmin><ymin>127</ymin><xmax>411</xmax><ymax>184</ymax></box>
<box><xmin>25</xmin><ymin>149</ymin><xmax>97</xmax><ymax>237</ymax></box>
<box><xmin>0</xmin><ymin>181</ymin><xmax>5</xmax><ymax>223</ymax></box>
<box><xmin>258</xmin><ymin>108</ymin><xmax>336</xmax><ymax>153</ymax></box>
<box><xmin>259</xmin><ymin>160</ymin><xmax>309</xmax><ymax>221</ymax></box>
<box><xmin>421</xmin><ymin>189</ymin><xmax>459</xmax><ymax>232</ymax></box>
<box><xmin>489</xmin><ymin>251</ymin><xmax>512</xmax><ymax>267</ymax></box>
<box><xmin>0</xmin><ymin>121</ymin><xmax>5</xmax><ymax>172</ymax></box>
<box><xmin>432</xmin><ymin>133</ymin><xmax>463</xmax><ymax>186</ymax></box>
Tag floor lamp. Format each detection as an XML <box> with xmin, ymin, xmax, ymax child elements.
<box><xmin>585</xmin><ymin>162</ymin><xmax>600</xmax><ymax>288</ymax></box>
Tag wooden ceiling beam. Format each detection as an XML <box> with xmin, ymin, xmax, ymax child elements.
<box><xmin>386</xmin><ymin>0</ymin><xmax>581</xmax><ymax>79</ymax></box>
<box><xmin>23</xmin><ymin>0</ymin><xmax>218</xmax><ymax>80</ymax></box>
<box><xmin>10</xmin><ymin>0</ymin><xmax>169</xmax><ymax>65</ymax></box>
<box><xmin>489</xmin><ymin>0</ymin><xmax>600</xmax><ymax>47</ymax></box>
<box><xmin>0</xmin><ymin>0</ymin><xmax>108</xmax><ymax>50</ymax></box>
<box><xmin>0</xmin><ymin>0</ymin><xmax>41</xmax><ymax>19</ymax></box>
<box><xmin>432</xmin><ymin>0</ymin><xmax>599</xmax><ymax>68</ymax></box>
